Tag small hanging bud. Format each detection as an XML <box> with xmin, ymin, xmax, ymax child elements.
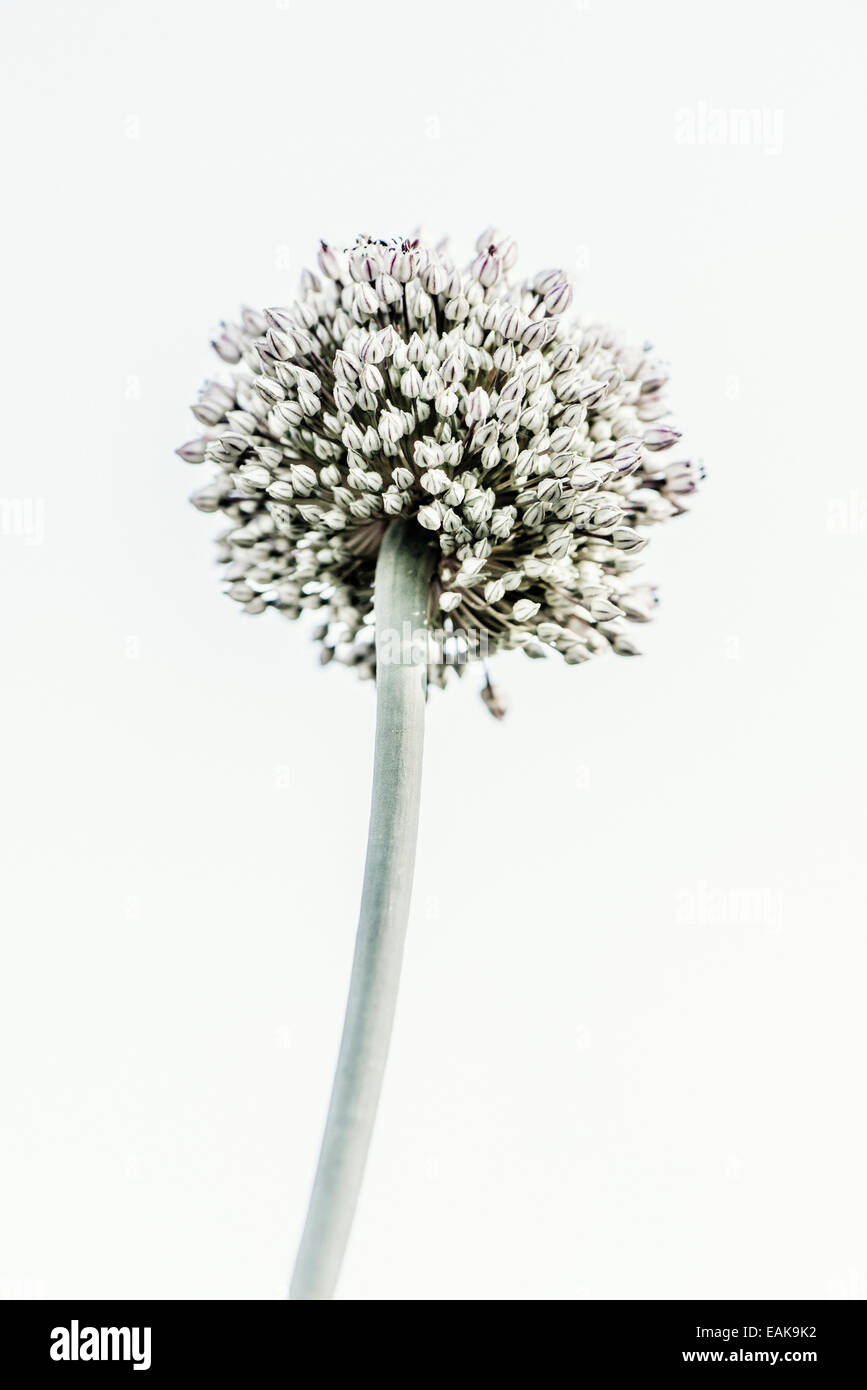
<box><xmin>481</xmin><ymin>681</ymin><xmax>508</xmax><ymax>720</ymax></box>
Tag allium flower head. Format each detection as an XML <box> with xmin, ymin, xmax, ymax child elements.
<box><xmin>178</xmin><ymin>229</ymin><xmax>702</xmax><ymax>699</ymax></box>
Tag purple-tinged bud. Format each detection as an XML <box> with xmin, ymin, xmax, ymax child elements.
<box><xmin>475</xmin><ymin>226</ymin><xmax>502</xmax><ymax>253</ymax></box>
<box><xmin>264</xmin><ymin>307</ymin><xmax>295</xmax><ymax>335</ymax></box>
<box><xmin>387</xmin><ymin>247</ymin><xmax>418</xmax><ymax>283</ymax></box>
<box><xmin>533</xmin><ymin>268</ymin><xmax>562</xmax><ymax>294</ymax></box>
<box><xmin>348</xmin><ymin>244</ymin><xmax>382</xmax><ymax>282</ymax></box>
<box><xmin>266</xmin><ymin>327</ymin><xmax>296</xmax><ymax>361</ymax></box>
<box><xmin>317</xmin><ymin>241</ymin><xmax>342</xmax><ymax>280</ymax></box>
<box><xmin>472</xmin><ymin>249</ymin><xmax>501</xmax><ymax>288</ymax></box>
<box><xmin>498</xmin><ymin>307</ymin><xmax>525</xmax><ymax>340</ymax></box>
<box><xmin>211</xmin><ymin>331</ymin><xmax>242</xmax><ymax>364</ymax></box>
<box><xmin>498</xmin><ymin>237</ymin><xmax>519</xmax><ymax>270</ymax></box>
<box><xmin>492</xmin><ymin>342</ymin><xmax>517</xmax><ymax>373</ymax></box>
<box><xmin>660</xmin><ymin>459</ymin><xmax>705</xmax><ymax>494</ymax></box>
<box><xmin>420</xmin><ymin>261</ymin><xmax>448</xmax><ymax>295</ymax></box>
<box><xmin>333</xmin><ymin>349</ymin><xmax>362</xmax><ymax>383</ymax></box>
<box><xmin>521</xmin><ymin>317</ymin><xmax>558</xmax><ymax>350</ymax></box>
<box><xmin>255</xmin><ymin>375</ymin><xmax>285</xmax><ymax>404</ymax></box>
<box><xmin>444</xmin><ymin>294</ymin><xmax>469</xmax><ymax>321</ymax></box>
<box><xmin>644</xmin><ymin>424</ymin><xmax>682</xmax><ymax>451</ymax></box>
<box><xmin>191</xmin><ymin>401</ymin><xmax>224</xmax><ymax>427</ymax></box>
<box><xmin>375</xmin><ymin>272</ymin><xmax>403</xmax><ymax>305</ymax></box>
<box><xmin>176</xmin><ymin>438</ymin><xmax>208</xmax><ymax>463</ymax></box>
<box><xmin>576</xmin><ymin>380</ymin><xmax>608</xmax><ymax>408</ymax></box>
<box><xmin>240</xmin><ymin>305</ymin><xmax>267</xmax><ymax>336</ymax></box>
<box><xmin>544</xmin><ymin>280</ymin><xmax>573</xmax><ymax>315</ymax></box>
<box><xmin>465</xmin><ymin>387</ymin><xmax>490</xmax><ymax>423</ymax></box>
<box><xmin>361</xmin><ymin>363</ymin><xmax>384</xmax><ymax>393</ymax></box>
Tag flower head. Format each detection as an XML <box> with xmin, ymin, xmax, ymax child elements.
<box><xmin>178</xmin><ymin>230</ymin><xmax>702</xmax><ymax>701</ymax></box>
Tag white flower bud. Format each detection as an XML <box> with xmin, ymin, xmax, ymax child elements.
<box><xmin>475</xmin><ymin>226</ymin><xmax>502</xmax><ymax>252</ymax></box>
<box><xmin>544</xmin><ymin>280</ymin><xmax>573</xmax><ymax>315</ymax></box>
<box><xmin>378</xmin><ymin>412</ymin><xmax>403</xmax><ymax>444</ymax></box>
<box><xmin>290</xmin><ymin>464</ymin><xmax>317</xmax><ymax>494</ymax></box>
<box><xmin>440</xmin><ymin>351</ymin><xmax>465</xmax><ymax>384</ymax></box>
<box><xmin>465</xmin><ymin>387</ymin><xmax>490</xmax><ymax>423</ymax></box>
<box><xmin>512</xmin><ymin>598</ymin><xmax>540</xmax><ymax>623</ymax></box>
<box><xmin>211</xmin><ymin>331</ymin><xmax>242</xmax><ymax>364</ymax></box>
<box><xmin>407</xmin><ymin>332</ymin><xmax>426</xmax><ymax>364</ymax></box>
<box><xmin>490</xmin><ymin>506</ymin><xmax>516</xmax><ymax>539</ymax></box>
<box><xmin>273</xmin><ymin>400</ymin><xmax>303</xmax><ymax>429</ymax></box>
<box><xmin>643</xmin><ymin>424</ymin><xmax>682</xmax><ymax>451</ymax></box>
<box><xmin>176</xmin><ymin>438</ymin><xmax>208</xmax><ymax>464</ymax></box>
<box><xmin>498</xmin><ymin>238</ymin><xmax>518</xmax><ymax>270</ymax></box>
<box><xmin>342</xmin><ymin>422</ymin><xmax>365</xmax><ymax>451</ymax></box>
<box><xmin>414</xmin><ymin>439</ymin><xmax>443</xmax><ymax>469</ymax></box>
<box><xmin>361</xmin><ymin>363</ymin><xmax>384</xmax><ymax>393</ymax></box>
<box><xmin>317</xmin><ymin>241</ymin><xmax>342</xmax><ymax>279</ymax></box>
<box><xmin>400</xmin><ymin>366</ymin><xmax>423</xmax><ymax>398</ymax></box>
<box><xmin>439</xmin><ymin>591</ymin><xmax>462</xmax><ymax>613</ymax></box>
<box><xmin>375</xmin><ymin>273</ymin><xmax>403</xmax><ymax>305</ymax></box>
<box><xmin>472</xmin><ymin>249</ymin><xmax>501</xmax><ymax>288</ymax></box>
<box><xmin>484</xmin><ymin>578</ymin><xmax>506</xmax><ymax>604</ymax></box>
<box><xmin>190</xmin><ymin>484</ymin><xmax>223</xmax><ymax>513</ymax></box>
<box><xmin>238</xmin><ymin>463</ymin><xmax>271</xmax><ymax>489</ymax></box>
<box><xmin>334</xmin><ymin>349</ymin><xmax>362</xmax><ymax>383</ymax></box>
<box><xmin>444</xmin><ymin>294</ymin><xmax>469</xmax><ymax>321</ymax></box>
<box><xmin>353</xmin><ymin>284</ymin><xmax>379</xmax><ymax>318</ymax></box>
<box><xmin>612</xmin><ymin>527</ymin><xmax>648</xmax><ymax>553</ymax></box>
<box><xmin>417</xmin><ymin>503</ymin><xmax>443</xmax><ymax>531</ymax></box>
<box><xmin>521</xmin><ymin>317</ymin><xmax>557</xmax><ymax>350</ymax></box>
<box><xmin>492</xmin><ymin>343</ymin><xmax>517</xmax><ymax>373</ymax></box>
<box><xmin>420</xmin><ymin>261</ymin><xmax>448</xmax><ymax>294</ymax></box>
<box><xmin>421</xmin><ymin>468</ymin><xmax>450</xmax><ymax>496</ymax></box>
<box><xmin>498</xmin><ymin>307</ymin><xmax>523</xmax><ymax>339</ymax></box>
<box><xmin>387</xmin><ymin>248</ymin><xmax>417</xmax><ymax>283</ymax></box>
<box><xmin>383</xmin><ymin>488</ymin><xmax>405</xmax><ymax>515</ymax></box>
<box><xmin>348</xmin><ymin>244</ymin><xmax>382</xmax><ymax>282</ymax></box>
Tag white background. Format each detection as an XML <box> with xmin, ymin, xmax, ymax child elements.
<box><xmin>2</xmin><ymin>0</ymin><xmax>865</xmax><ymax>1300</ymax></box>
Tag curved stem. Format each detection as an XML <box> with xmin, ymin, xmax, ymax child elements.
<box><xmin>289</xmin><ymin>519</ymin><xmax>436</xmax><ymax>1300</ymax></box>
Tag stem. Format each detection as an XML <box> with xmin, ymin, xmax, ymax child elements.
<box><xmin>289</xmin><ymin>518</ymin><xmax>436</xmax><ymax>1300</ymax></box>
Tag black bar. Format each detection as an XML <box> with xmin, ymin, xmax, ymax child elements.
<box><xmin>1</xmin><ymin>1299</ymin><xmax>863</xmax><ymax>1375</ymax></box>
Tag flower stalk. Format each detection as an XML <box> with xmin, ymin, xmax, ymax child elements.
<box><xmin>289</xmin><ymin>519</ymin><xmax>435</xmax><ymax>1300</ymax></box>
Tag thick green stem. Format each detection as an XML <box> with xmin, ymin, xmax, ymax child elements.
<box><xmin>289</xmin><ymin>519</ymin><xmax>436</xmax><ymax>1300</ymax></box>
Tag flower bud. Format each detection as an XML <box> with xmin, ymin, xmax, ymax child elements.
<box><xmin>317</xmin><ymin>241</ymin><xmax>342</xmax><ymax>279</ymax></box>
